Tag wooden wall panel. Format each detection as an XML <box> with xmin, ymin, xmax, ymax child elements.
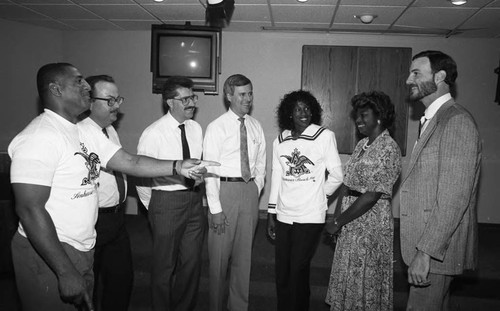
<box><xmin>302</xmin><ymin>45</ymin><xmax>411</xmax><ymax>155</ymax></box>
<box><xmin>301</xmin><ymin>46</ymin><xmax>358</xmax><ymax>153</ymax></box>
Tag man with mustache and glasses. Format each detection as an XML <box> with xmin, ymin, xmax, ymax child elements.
<box><xmin>400</xmin><ymin>51</ymin><xmax>481</xmax><ymax>311</ymax></box>
<box><xmin>78</xmin><ymin>75</ymin><xmax>133</xmax><ymax>311</ymax></box>
<box><xmin>203</xmin><ymin>74</ymin><xmax>266</xmax><ymax>311</ymax></box>
<box><xmin>9</xmin><ymin>63</ymin><xmax>215</xmax><ymax>311</ymax></box>
<box><xmin>136</xmin><ymin>76</ymin><xmax>206</xmax><ymax>311</ymax></box>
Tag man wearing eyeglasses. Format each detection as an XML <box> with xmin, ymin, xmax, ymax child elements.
<box><xmin>8</xmin><ymin>63</ymin><xmax>218</xmax><ymax>311</ymax></box>
<box><xmin>78</xmin><ymin>75</ymin><xmax>132</xmax><ymax>311</ymax></box>
<box><xmin>136</xmin><ymin>76</ymin><xmax>206</xmax><ymax>311</ymax></box>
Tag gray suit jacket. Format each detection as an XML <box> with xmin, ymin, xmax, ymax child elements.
<box><xmin>400</xmin><ymin>99</ymin><xmax>481</xmax><ymax>275</ymax></box>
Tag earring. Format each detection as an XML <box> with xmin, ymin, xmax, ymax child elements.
<box><xmin>377</xmin><ymin>120</ymin><xmax>381</xmax><ymax>124</ymax></box>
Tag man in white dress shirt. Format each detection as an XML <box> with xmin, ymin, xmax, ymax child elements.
<box><xmin>203</xmin><ymin>74</ymin><xmax>266</xmax><ymax>311</ymax></box>
<box><xmin>79</xmin><ymin>75</ymin><xmax>133</xmax><ymax>311</ymax></box>
<box><xmin>9</xmin><ymin>63</ymin><xmax>215</xmax><ymax>311</ymax></box>
<box><xmin>137</xmin><ymin>77</ymin><xmax>206</xmax><ymax>311</ymax></box>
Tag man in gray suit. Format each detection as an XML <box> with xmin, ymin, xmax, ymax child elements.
<box><xmin>400</xmin><ymin>50</ymin><xmax>481</xmax><ymax>311</ymax></box>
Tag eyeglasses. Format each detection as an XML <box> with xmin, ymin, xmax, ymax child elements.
<box><xmin>172</xmin><ymin>94</ymin><xmax>198</xmax><ymax>106</ymax></box>
<box><xmin>91</xmin><ymin>96</ymin><xmax>124</xmax><ymax>107</ymax></box>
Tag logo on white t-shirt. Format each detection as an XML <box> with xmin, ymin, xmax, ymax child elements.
<box><xmin>281</xmin><ymin>148</ymin><xmax>314</xmax><ymax>177</ymax></box>
<box><xmin>74</xmin><ymin>142</ymin><xmax>101</xmax><ymax>186</ymax></box>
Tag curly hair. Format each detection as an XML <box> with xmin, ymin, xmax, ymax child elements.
<box><xmin>277</xmin><ymin>90</ymin><xmax>322</xmax><ymax>132</ymax></box>
<box><xmin>350</xmin><ymin>91</ymin><xmax>395</xmax><ymax>131</ymax></box>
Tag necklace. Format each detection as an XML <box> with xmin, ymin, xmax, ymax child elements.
<box><xmin>362</xmin><ymin>140</ymin><xmax>371</xmax><ymax>151</ymax></box>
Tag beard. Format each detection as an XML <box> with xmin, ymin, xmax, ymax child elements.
<box><xmin>409</xmin><ymin>78</ymin><xmax>438</xmax><ymax>101</ymax></box>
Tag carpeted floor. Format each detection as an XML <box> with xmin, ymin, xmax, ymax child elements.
<box><xmin>2</xmin><ymin>212</ymin><xmax>500</xmax><ymax>311</ymax></box>
<box><xmin>126</xmin><ymin>212</ymin><xmax>500</xmax><ymax>311</ymax></box>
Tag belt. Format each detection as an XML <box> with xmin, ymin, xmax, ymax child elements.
<box><xmin>346</xmin><ymin>189</ymin><xmax>391</xmax><ymax>200</ymax></box>
<box><xmin>347</xmin><ymin>189</ymin><xmax>363</xmax><ymax>197</ymax></box>
<box><xmin>98</xmin><ymin>203</ymin><xmax>122</xmax><ymax>214</ymax></box>
<box><xmin>220</xmin><ymin>177</ymin><xmax>254</xmax><ymax>182</ymax></box>
<box><xmin>177</xmin><ymin>186</ymin><xmax>201</xmax><ymax>192</ymax></box>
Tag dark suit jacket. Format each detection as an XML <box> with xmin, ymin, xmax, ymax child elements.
<box><xmin>400</xmin><ymin>98</ymin><xmax>481</xmax><ymax>275</ymax></box>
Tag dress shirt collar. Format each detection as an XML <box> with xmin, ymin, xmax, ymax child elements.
<box><xmin>165</xmin><ymin>111</ymin><xmax>191</xmax><ymax>130</ymax></box>
<box><xmin>424</xmin><ymin>93</ymin><xmax>452</xmax><ymax>120</ymax></box>
<box><xmin>228</xmin><ymin>108</ymin><xmax>247</xmax><ymax>121</ymax></box>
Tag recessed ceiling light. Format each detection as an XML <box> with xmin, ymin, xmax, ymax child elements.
<box><xmin>154</xmin><ymin>0</ymin><xmax>164</xmax><ymax>2</ymax></box>
<box><xmin>354</xmin><ymin>14</ymin><xmax>377</xmax><ymax>24</ymax></box>
<box><xmin>449</xmin><ymin>0</ymin><xmax>467</xmax><ymax>5</ymax></box>
<box><xmin>297</xmin><ymin>0</ymin><xmax>309</xmax><ymax>3</ymax></box>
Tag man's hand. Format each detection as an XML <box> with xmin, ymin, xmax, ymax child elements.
<box><xmin>58</xmin><ymin>269</ymin><xmax>94</xmax><ymax>311</ymax></box>
<box><xmin>267</xmin><ymin>213</ymin><xmax>276</xmax><ymax>241</ymax></box>
<box><xmin>179</xmin><ymin>159</ymin><xmax>220</xmax><ymax>182</ymax></box>
<box><xmin>408</xmin><ymin>250</ymin><xmax>431</xmax><ymax>287</ymax></box>
<box><xmin>209</xmin><ymin>211</ymin><xmax>229</xmax><ymax>235</ymax></box>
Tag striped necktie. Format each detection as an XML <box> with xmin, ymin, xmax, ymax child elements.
<box><xmin>239</xmin><ymin>117</ymin><xmax>251</xmax><ymax>183</ymax></box>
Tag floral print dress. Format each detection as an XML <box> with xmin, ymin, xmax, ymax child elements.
<box><xmin>325</xmin><ymin>130</ymin><xmax>401</xmax><ymax>311</ymax></box>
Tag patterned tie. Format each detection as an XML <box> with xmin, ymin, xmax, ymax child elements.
<box><xmin>179</xmin><ymin>124</ymin><xmax>195</xmax><ymax>188</ymax></box>
<box><xmin>418</xmin><ymin>116</ymin><xmax>428</xmax><ymax>138</ymax></box>
<box><xmin>239</xmin><ymin>117</ymin><xmax>251</xmax><ymax>183</ymax></box>
<box><xmin>102</xmin><ymin>127</ymin><xmax>126</xmax><ymax>203</ymax></box>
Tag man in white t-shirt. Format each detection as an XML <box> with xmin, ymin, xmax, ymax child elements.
<box><xmin>8</xmin><ymin>63</ymin><xmax>217</xmax><ymax>311</ymax></box>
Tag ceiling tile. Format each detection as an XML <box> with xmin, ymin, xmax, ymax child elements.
<box><xmin>135</xmin><ymin>0</ymin><xmax>201</xmax><ymax>4</ymax></box>
<box><xmin>82</xmin><ymin>4</ymin><xmax>154</xmax><ymax>20</ymax></box>
<box><xmin>9</xmin><ymin>0</ymin><xmax>71</xmax><ymax>4</ymax></box>
<box><xmin>232</xmin><ymin>4</ymin><xmax>270</xmax><ymax>22</ymax></box>
<box><xmin>342</xmin><ymin>0</ymin><xmax>412</xmax><ymax>6</ymax></box>
<box><xmin>414</xmin><ymin>0</ymin><xmax>494</xmax><ymax>8</ymax></box>
<box><xmin>0</xmin><ymin>4</ymin><xmax>47</xmax><ymax>19</ymax></box>
<box><xmin>272</xmin><ymin>5</ymin><xmax>336</xmax><ymax>23</ymax></box>
<box><xmin>72</xmin><ymin>0</ymin><xmax>134</xmax><ymax>4</ymax></box>
<box><xmin>24</xmin><ymin>4</ymin><xmax>100</xmax><ymax>19</ymax></box>
<box><xmin>143</xmin><ymin>4</ymin><xmax>205</xmax><ymax>22</ymax></box>
<box><xmin>396</xmin><ymin>7</ymin><xmax>475</xmax><ymax>30</ymax></box>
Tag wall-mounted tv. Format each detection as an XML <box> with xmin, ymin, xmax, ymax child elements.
<box><xmin>151</xmin><ymin>24</ymin><xmax>221</xmax><ymax>94</ymax></box>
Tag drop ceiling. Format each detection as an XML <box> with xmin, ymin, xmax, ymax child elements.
<box><xmin>0</xmin><ymin>0</ymin><xmax>499</xmax><ymax>38</ymax></box>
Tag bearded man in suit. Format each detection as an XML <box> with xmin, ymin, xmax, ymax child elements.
<box><xmin>400</xmin><ymin>50</ymin><xmax>481</xmax><ymax>311</ymax></box>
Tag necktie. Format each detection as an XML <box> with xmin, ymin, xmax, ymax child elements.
<box><xmin>179</xmin><ymin>124</ymin><xmax>195</xmax><ymax>188</ymax></box>
<box><xmin>102</xmin><ymin>128</ymin><xmax>126</xmax><ymax>203</ymax></box>
<box><xmin>418</xmin><ymin>116</ymin><xmax>428</xmax><ymax>138</ymax></box>
<box><xmin>239</xmin><ymin>117</ymin><xmax>251</xmax><ymax>183</ymax></box>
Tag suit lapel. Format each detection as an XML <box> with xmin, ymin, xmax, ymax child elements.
<box><xmin>403</xmin><ymin>99</ymin><xmax>455</xmax><ymax>184</ymax></box>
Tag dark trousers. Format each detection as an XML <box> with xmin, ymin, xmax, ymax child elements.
<box><xmin>275</xmin><ymin>221</ymin><xmax>324</xmax><ymax>311</ymax></box>
<box><xmin>407</xmin><ymin>273</ymin><xmax>454</xmax><ymax>311</ymax></box>
<box><xmin>93</xmin><ymin>208</ymin><xmax>134</xmax><ymax>311</ymax></box>
<box><xmin>12</xmin><ymin>232</ymin><xmax>94</xmax><ymax>311</ymax></box>
<box><xmin>149</xmin><ymin>189</ymin><xmax>206</xmax><ymax>311</ymax></box>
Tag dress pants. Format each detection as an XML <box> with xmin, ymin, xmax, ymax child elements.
<box><xmin>275</xmin><ymin>221</ymin><xmax>324</xmax><ymax>311</ymax></box>
<box><xmin>11</xmin><ymin>232</ymin><xmax>94</xmax><ymax>311</ymax></box>
<box><xmin>407</xmin><ymin>273</ymin><xmax>454</xmax><ymax>311</ymax></box>
<box><xmin>93</xmin><ymin>207</ymin><xmax>133</xmax><ymax>311</ymax></box>
<box><xmin>208</xmin><ymin>181</ymin><xmax>259</xmax><ymax>311</ymax></box>
<box><xmin>149</xmin><ymin>189</ymin><xmax>205</xmax><ymax>311</ymax></box>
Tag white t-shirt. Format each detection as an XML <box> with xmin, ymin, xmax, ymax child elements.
<box><xmin>8</xmin><ymin>109</ymin><xmax>120</xmax><ymax>251</ymax></box>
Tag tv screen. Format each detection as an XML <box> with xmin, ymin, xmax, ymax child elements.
<box><xmin>151</xmin><ymin>24</ymin><xmax>221</xmax><ymax>94</ymax></box>
<box><xmin>158</xmin><ymin>35</ymin><xmax>212</xmax><ymax>78</ymax></box>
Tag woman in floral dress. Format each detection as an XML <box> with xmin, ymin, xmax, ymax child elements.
<box><xmin>325</xmin><ymin>91</ymin><xmax>402</xmax><ymax>311</ymax></box>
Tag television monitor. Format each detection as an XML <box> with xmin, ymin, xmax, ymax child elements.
<box><xmin>151</xmin><ymin>24</ymin><xmax>221</xmax><ymax>94</ymax></box>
